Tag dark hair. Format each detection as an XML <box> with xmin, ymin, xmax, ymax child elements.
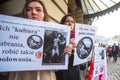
<box><xmin>60</xmin><ymin>15</ymin><xmax>76</xmax><ymax>31</ymax></box>
<box><xmin>22</xmin><ymin>0</ymin><xmax>49</xmax><ymax>21</ymax></box>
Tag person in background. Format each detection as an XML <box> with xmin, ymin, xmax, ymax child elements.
<box><xmin>8</xmin><ymin>0</ymin><xmax>73</xmax><ymax>80</ymax></box>
<box><xmin>112</xmin><ymin>43</ymin><xmax>119</xmax><ymax>62</ymax></box>
<box><xmin>106</xmin><ymin>46</ymin><xmax>112</xmax><ymax>61</ymax></box>
<box><xmin>55</xmin><ymin>15</ymin><xmax>81</xmax><ymax>80</ymax></box>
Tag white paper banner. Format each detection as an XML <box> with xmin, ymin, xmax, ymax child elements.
<box><xmin>0</xmin><ymin>14</ymin><xmax>70</xmax><ymax>72</ymax></box>
<box><xmin>92</xmin><ymin>47</ymin><xmax>107</xmax><ymax>80</ymax></box>
<box><xmin>73</xmin><ymin>23</ymin><xmax>97</xmax><ymax>65</ymax></box>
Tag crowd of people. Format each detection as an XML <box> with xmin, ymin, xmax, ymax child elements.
<box><xmin>106</xmin><ymin>43</ymin><xmax>120</xmax><ymax>63</ymax></box>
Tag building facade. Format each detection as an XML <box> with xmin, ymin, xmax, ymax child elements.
<box><xmin>0</xmin><ymin>0</ymin><xmax>83</xmax><ymax>23</ymax></box>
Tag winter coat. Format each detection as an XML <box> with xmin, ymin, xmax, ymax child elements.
<box><xmin>55</xmin><ymin>54</ymin><xmax>80</xmax><ymax>80</ymax></box>
<box><xmin>9</xmin><ymin>70</ymin><xmax>56</xmax><ymax>80</ymax></box>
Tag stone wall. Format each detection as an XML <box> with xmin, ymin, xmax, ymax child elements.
<box><xmin>68</xmin><ymin>0</ymin><xmax>83</xmax><ymax>23</ymax></box>
<box><xmin>0</xmin><ymin>0</ymin><xmax>83</xmax><ymax>23</ymax></box>
<box><xmin>42</xmin><ymin>0</ymin><xmax>68</xmax><ymax>23</ymax></box>
<box><xmin>0</xmin><ymin>0</ymin><xmax>68</xmax><ymax>23</ymax></box>
<box><xmin>0</xmin><ymin>0</ymin><xmax>25</xmax><ymax>16</ymax></box>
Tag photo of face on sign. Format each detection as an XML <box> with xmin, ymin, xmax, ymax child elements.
<box><xmin>27</xmin><ymin>35</ymin><xmax>43</xmax><ymax>49</ymax></box>
<box><xmin>77</xmin><ymin>37</ymin><xmax>93</xmax><ymax>59</ymax></box>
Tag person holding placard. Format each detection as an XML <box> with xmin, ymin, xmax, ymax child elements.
<box><xmin>8</xmin><ymin>1</ymin><xmax>73</xmax><ymax>80</ymax></box>
<box><xmin>55</xmin><ymin>15</ymin><xmax>81</xmax><ymax>80</ymax></box>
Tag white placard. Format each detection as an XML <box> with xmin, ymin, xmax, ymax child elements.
<box><xmin>0</xmin><ymin>14</ymin><xmax>70</xmax><ymax>72</ymax></box>
<box><xmin>92</xmin><ymin>47</ymin><xmax>107</xmax><ymax>80</ymax></box>
<box><xmin>73</xmin><ymin>23</ymin><xmax>97</xmax><ymax>65</ymax></box>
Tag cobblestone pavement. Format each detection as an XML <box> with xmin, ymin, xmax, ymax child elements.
<box><xmin>107</xmin><ymin>57</ymin><xmax>120</xmax><ymax>80</ymax></box>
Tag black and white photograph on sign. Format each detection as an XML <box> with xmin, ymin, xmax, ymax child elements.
<box><xmin>27</xmin><ymin>35</ymin><xmax>43</xmax><ymax>49</ymax></box>
<box><xmin>42</xmin><ymin>30</ymin><xmax>66</xmax><ymax>65</ymax></box>
<box><xmin>94</xmin><ymin>47</ymin><xmax>106</xmax><ymax>62</ymax></box>
<box><xmin>77</xmin><ymin>37</ymin><xmax>93</xmax><ymax>59</ymax></box>
<box><xmin>99</xmin><ymin>49</ymin><xmax>105</xmax><ymax>60</ymax></box>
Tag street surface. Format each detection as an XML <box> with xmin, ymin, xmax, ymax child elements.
<box><xmin>107</xmin><ymin>57</ymin><xmax>120</xmax><ymax>80</ymax></box>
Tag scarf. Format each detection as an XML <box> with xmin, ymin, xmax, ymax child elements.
<box><xmin>70</xmin><ymin>31</ymin><xmax>75</xmax><ymax>38</ymax></box>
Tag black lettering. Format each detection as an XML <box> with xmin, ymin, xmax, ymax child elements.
<box><xmin>0</xmin><ymin>25</ymin><xmax>10</xmax><ymax>31</ymax></box>
<box><xmin>9</xmin><ymin>34</ymin><xmax>19</xmax><ymax>40</ymax></box>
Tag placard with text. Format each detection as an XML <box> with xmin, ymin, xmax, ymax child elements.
<box><xmin>73</xmin><ymin>23</ymin><xmax>97</xmax><ymax>65</ymax></box>
<box><xmin>0</xmin><ymin>14</ymin><xmax>70</xmax><ymax>72</ymax></box>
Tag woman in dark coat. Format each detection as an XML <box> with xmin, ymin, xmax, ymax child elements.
<box><xmin>55</xmin><ymin>15</ymin><xmax>81</xmax><ymax>80</ymax></box>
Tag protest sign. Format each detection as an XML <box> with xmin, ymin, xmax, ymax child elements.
<box><xmin>92</xmin><ymin>47</ymin><xmax>107</xmax><ymax>80</ymax></box>
<box><xmin>73</xmin><ymin>23</ymin><xmax>97</xmax><ymax>65</ymax></box>
<box><xmin>0</xmin><ymin>14</ymin><xmax>70</xmax><ymax>72</ymax></box>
